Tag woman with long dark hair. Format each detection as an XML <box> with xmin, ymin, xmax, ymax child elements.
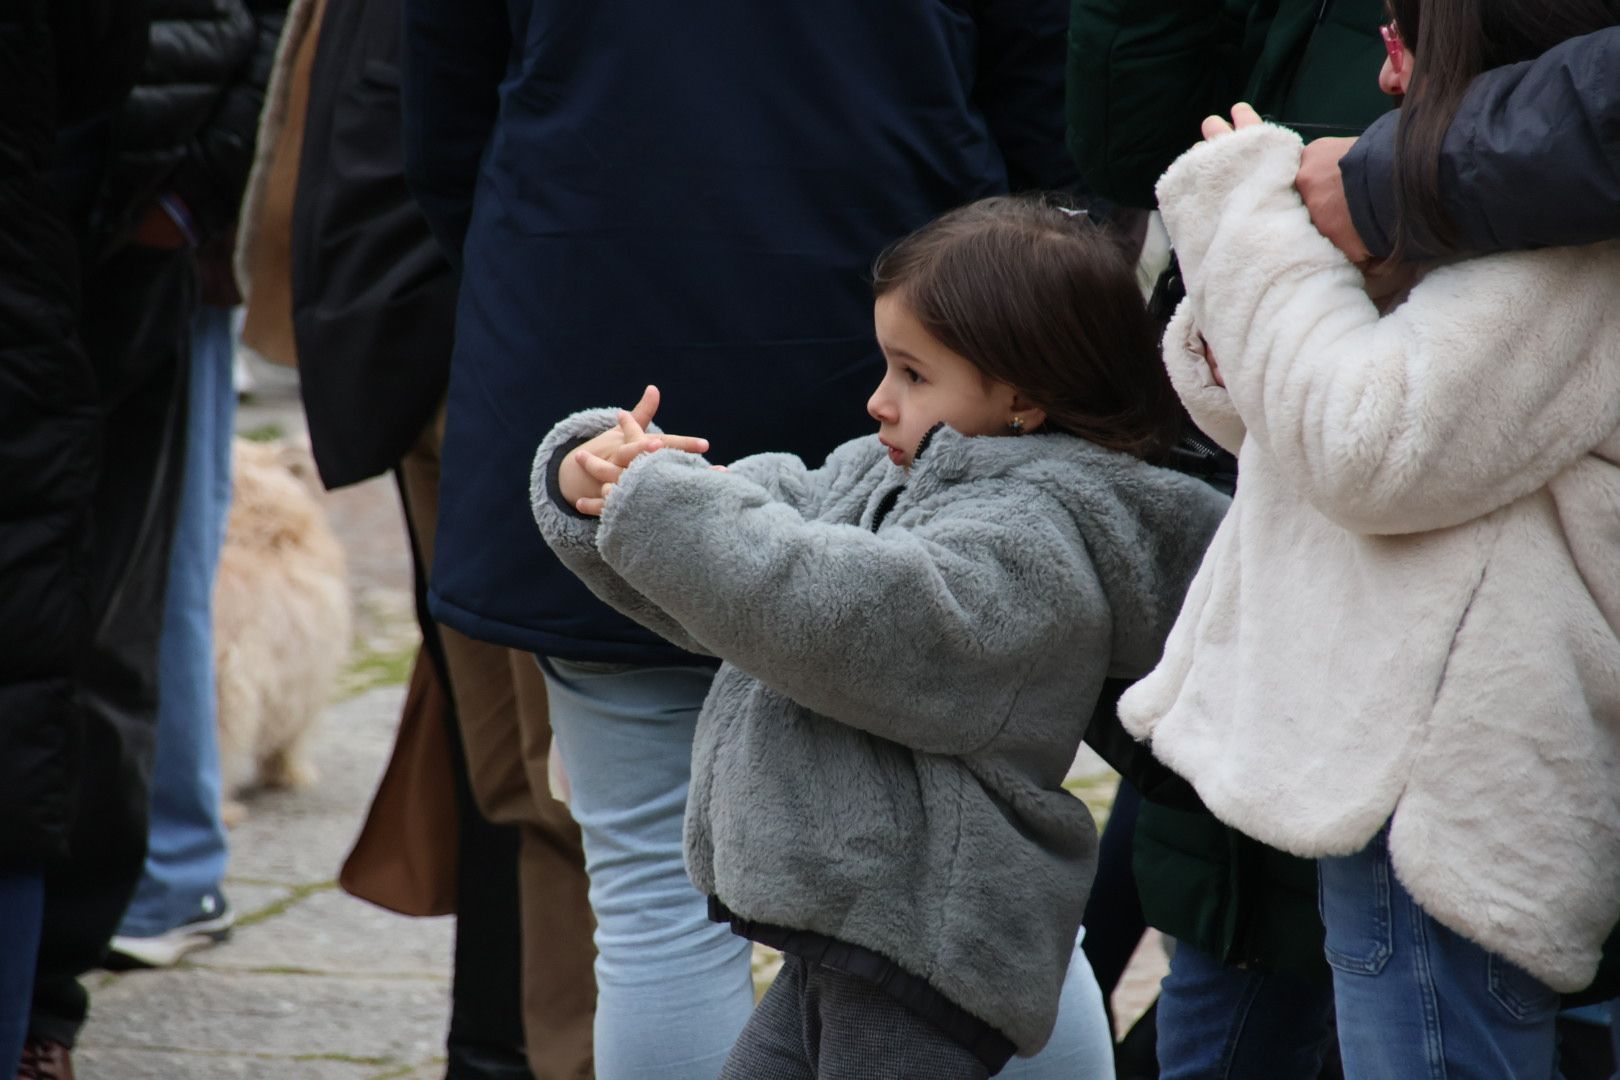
<box><xmin>1121</xmin><ymin>0</ymin><xmax>1620</xmax><ymax>1075</ymax></box>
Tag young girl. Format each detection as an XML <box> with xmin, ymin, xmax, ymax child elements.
<box><xmin>1122</xmin><ymin>1</ymin><xmax>1620</xmax><ymax>1075</ymax></box>
<box><xmin>530</xmin><ymin>197</ymin><xmax>1230</xmax><ymax>1078</ymax></box>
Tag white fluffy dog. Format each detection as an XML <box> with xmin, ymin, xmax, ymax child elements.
<box><xmin>214</xmin><ymin>437</ymin><xmax>351</xmax><ymax>824</ymax></box>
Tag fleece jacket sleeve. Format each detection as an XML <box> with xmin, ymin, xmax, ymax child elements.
<box><xmin>1156</xmin><ymin>123</ymin><xmax>1620</xmax><ymax>536</ymax></box>
<box><xmin>593</xmin><ymin>449</ymin><xmax>1102</xmax><ymax>756</ymax></box>
<box><xmin>530</xmin><ymin>410</ymin><xmax>714</xmax><ymax>657</ymax></box>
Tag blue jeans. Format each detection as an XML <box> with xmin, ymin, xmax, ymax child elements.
<box><xmin>1</xmin><ymin>869</ymin><xmax>44</xmax><ymax>1073</ymax></box>
<box><xmin>1319</xmin><ymin>827</ymin><xmax>1560</xmax><ymax>1079</ymax></box>
<box><xmin>541</xmin><ymin>658</ymin><xmax>755</xmax><ymax>1080</ymax></box>
<box><xmin>1156</xmin><ymin>938</ymin><xmax>1335</xmax><ymax>1079</ymax></box>
<box><xmin>999</xmin><ymin>930</ymin><xmax>1115</xmax><ymax>1079</ymax></box>
<box><xmin>117</xmin><ymin>305</ymin><xmax>235</xmax><ymax>937</ymax></box>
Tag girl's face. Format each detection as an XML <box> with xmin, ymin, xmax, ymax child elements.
<box><xmin>867</xmin><ymin>294</ymin><xmax>1041</xmax><ymax>468</ymax></box>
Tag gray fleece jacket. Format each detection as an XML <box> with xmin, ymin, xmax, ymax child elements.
<box><xmin>531</xmin><ymin>409</ymin><xmax>1228</xmax><ymax>1054</ymax></box>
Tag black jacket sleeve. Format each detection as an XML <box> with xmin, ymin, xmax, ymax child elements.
<box><xmin>169</xmin><ymin>0</ymin><xmax>288</xmax><ymax>242</ymax></box>
<box><xmin>400</xmin><ymin>0</ymin><xmax>509</xmax><ymax>270</ymax></box>
<box><xmin>0</xmin><ymin>0</ymin><xmax>104</xmax><ymax>866</ymax></box>
<box><xmin>1342</xmin><ymin>26</ymin><xmax>1620</xmax><ymax>259</ymax></box>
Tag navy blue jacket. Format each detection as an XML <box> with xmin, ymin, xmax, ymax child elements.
<box><xmin>1343</xmin><ymin>26</ymin><xmax>1620</xmax><ymax>259</ymax></box>
<box><xmin>402</xmin><ymin>0</ymin><xmax>1078</xmax><ymax>661</ymax></box>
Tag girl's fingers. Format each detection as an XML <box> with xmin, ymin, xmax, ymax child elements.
<box><xmin>653</xmin><ymin>433</ymin><xmax>710</xmax><ymax>454</ymax></box>
<box><xmin>609</xmin><ymin>438</ymin><xmax>663</xmax><ymax>466</ymax></box>
<box><xmin>575</xmin><ymin>496</ymin><xmax>605</xmax><ymax>517</ymax></box>
<box><xmin>1231</xmin><ymin>102</ymin><xmax>1262</xmax><ymax>129</ymax></box>
<box><xmin>629</xmin><ymin>384</ymin><xmax>660</xmax><ymax>429</ymax></box>
<box><xmin>575</xmin><ymin>449</ymin><xmax>624</xmax><ymax>484</ymax></box>
<box><xmin>618</xmin><ymin>408</ymin><xmax>648</xmax><ymax>445</ymax></box>
<box><xmin>1201</xmin><ymin>114</ymin><xmax>1234</xmax><ymax>141</ymax></box>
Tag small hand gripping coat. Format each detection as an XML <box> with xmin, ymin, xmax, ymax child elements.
<box><xmin>534</xmin><ymin>411</ymin><xmax>1227</xmax><ymax>1054</ymax></box>
<box><xmin>1122</xmin><ymin>123</ymin><xmax>1620</xmax><ymax>993</ymax></box>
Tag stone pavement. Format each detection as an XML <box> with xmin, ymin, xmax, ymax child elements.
<box><xmin>77</xmin><ymin>683</ymin><xmax>451</xmax><ymax>1080</ymax></box>
<box><xmin>71</xmin><ymin>374</ymin><xmax>1164</xmax><ymax>1079</ymax></box>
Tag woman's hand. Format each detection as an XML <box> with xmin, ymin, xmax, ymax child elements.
<box><xmin>1201</xmin><ymin>101</ymin><xmax>1263</xmax><ymax>142</ymax></box>
<box><xmin>1295</xmin><ymin>136</ymin><xmax>1371</xmax><ymax>264</ymax></box>
<box><xmin>557</xmin><ymin>386</ymin><xmax>712</xmax><ymax>516</ymax></box>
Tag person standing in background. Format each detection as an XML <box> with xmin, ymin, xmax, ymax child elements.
<box><xmin>234</xmin><ymin>0</ymin><xmax>597</xmax><ymax>1073</ymax></box>
<box><xmin>19</xmin><ymin>0</ymin><xmax>286</xmax><ymax>1073</ymax></box>
<box><xmin>0</xmin><ymin>0</ymin><xmax>149</xmax><ymax>1072</ymax></box>
<box><xmin>401</xmin><ymin>1</ymin><xmax>1094</xmax><ymax>1075</ymax></box>
<box><xmin>106</xmin><ymin>249</ymin><xmax>244</xmax><ymax>970</ymax></box>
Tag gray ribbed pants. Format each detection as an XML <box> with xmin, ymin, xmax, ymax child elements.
<box><xmin>719</xmin><ymin>955</ymin><xmax>991</xmax><ymax>1080</ymax></box>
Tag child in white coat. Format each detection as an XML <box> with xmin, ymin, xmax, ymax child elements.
<box><xmin>1123</xmin><ymin>1</ymin><xmax>1620</xmax><ymax>1075</ymax></box>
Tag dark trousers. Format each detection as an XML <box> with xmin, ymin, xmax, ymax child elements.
<box><xmin>401</xmin><ymin>474</ymin><xmax>534</xmax><ymax>1080</ymax></box>
<box><xmin>30</xmin><ymin>244</ymin><xmax>195</xmax><ymax>1044</ymax></box>
<box><xmin>720</xmin><ymin>956</ymin><xmax>991</xmax><ymax>1080</ymax></box>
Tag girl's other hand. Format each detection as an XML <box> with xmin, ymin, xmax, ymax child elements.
<box><xmin>1201</xmin><ymin>102</ymin><xmax>1263</xmax><ymax>142</ymax></box>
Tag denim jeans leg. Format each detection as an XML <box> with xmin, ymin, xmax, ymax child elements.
<box><xmin>1319</xmin><ymin>828</ymin><xmax>1560</xmax><ymax>1079</ymax></box>
<box><xmin>117</xmin><ymin>304</ymin><xmax>235</xmax><ymax>937</ymax></box>
<box><xmin>540</xmin><ymin>658</ymin><xmax>754</xmax><ymax>1080</ymax></box>
<box><xmin>999</xmin><ymin>929</ymin><xmax>1115</xmax><ymax>1080</ymax></box>
<box><xmin>1156</xmin><ymin>938</ymin><xmax>1334</xmax><ymax>1079</ymax></box>
<box><xmin>0</xmin><ymin>868</ymin><xmax>45</xmax><ymax>1074</ymax></box>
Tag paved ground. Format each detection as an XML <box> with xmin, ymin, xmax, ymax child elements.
<box><xmin>73</xmin><ymin>374</ymin><xmax>1164</xmax><ymax>1079</ymax></box>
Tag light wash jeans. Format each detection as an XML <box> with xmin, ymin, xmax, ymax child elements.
<box><xmin>999</xmin><ymin>930</ymin><xmax>1115</xmax><ymax>1079</ymax></box>
<box><xmin>541</xmin><ymin>658</ymin><xmax>755</xmax><ymax>1080</ymax></box>
<box><xmin>0</xmin><ymin>869</ymin><xmax>44</xmax><ymax>1074</ymax></box>
<box><xmin>1318</xmin><ymin>826</ymin><xmax>1561</xmax><ymax>1079</ymax></box>
<box><xmin>116</xmin><ymin>305</ymin><xmax>235</xmax><ymax>937</ymax></box>
<box><xmin>1156</xmin><ymin>938</ymin><xmax>1335</xmax><ymax>1079</ymax></box>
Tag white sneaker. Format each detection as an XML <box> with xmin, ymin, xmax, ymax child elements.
<box><xmin>106</xmin><ymin>891</ymin><xmax>234</xmax><ymax>969</ymax></box>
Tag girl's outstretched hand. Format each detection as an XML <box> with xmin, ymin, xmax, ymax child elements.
<box><xmin>1201</xmin><ymin>102</ymin><xmax>1263</xmax><ymax>142</ymax></box>
<box><xmin>557</xmin><ymin>386</ymin><xmax>713</xmax><ymax>517</ymax></box>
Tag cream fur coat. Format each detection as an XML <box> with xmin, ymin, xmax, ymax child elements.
<box><xmin>1120</xmin><ymin>123</ymin><xmax>1620</xmax><ymax>992</ymax></box>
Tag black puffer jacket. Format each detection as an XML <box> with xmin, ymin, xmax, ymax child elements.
<box><xmin>0</xmin><ymin>0</ymin><xmax>142</xmax><ymax>867</ymax></box>
<box><xmin>99</xmin><ymin>0</ymin><xmax>286</xmax><ymax>252</ymax></box>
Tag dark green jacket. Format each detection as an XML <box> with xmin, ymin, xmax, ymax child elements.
<box><xmin>1066</xmin><ymin>0</ymin><xmax>1389</xmax><ymax>207</ymax></box>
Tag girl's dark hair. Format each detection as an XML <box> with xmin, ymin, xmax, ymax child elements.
<box><xmin>871</xmin><ymin>196</ymin><xmax>1181</xmax><ymax>463</ymax></box>
<box><xmin>1387</xmin><ymin>0</ymin><xmax>1620</xmax><ymax>257</ymax></box>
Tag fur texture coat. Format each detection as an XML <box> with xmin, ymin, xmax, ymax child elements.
<box><xmin>1121</xmin><ymin>123</ymin><xmax>1620</xmax><ymax>992</ymax></box>
<box><xmin>533</xmin><ymin>411</ymin><xmax>1227</xmax><ymax>1053</ymax></box>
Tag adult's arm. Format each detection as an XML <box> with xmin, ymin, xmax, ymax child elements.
<box><xmin>167</xmin><ymin>0</ymin><xmax>290</xmax><ymax>243</ymax></box>
<box><xmin>1342</xmin><ymin>26</ymin><xmax>1620</xmax><ymax>258</ymax></box>
<box><xmin>975</xmin><ymin>0</ymin><xmax>1081</xmax><ymax>191</ymax></box>
<box><xmin>400</xmin><ymin>0</ymin><xmax>507</xmax><ymax>271</ymax></box>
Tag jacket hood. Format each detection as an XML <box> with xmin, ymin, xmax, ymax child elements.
<box><xmin>904</xmin><ymin>425</ymin><xmax>1231</xmax><ymax>679</ymax></box>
